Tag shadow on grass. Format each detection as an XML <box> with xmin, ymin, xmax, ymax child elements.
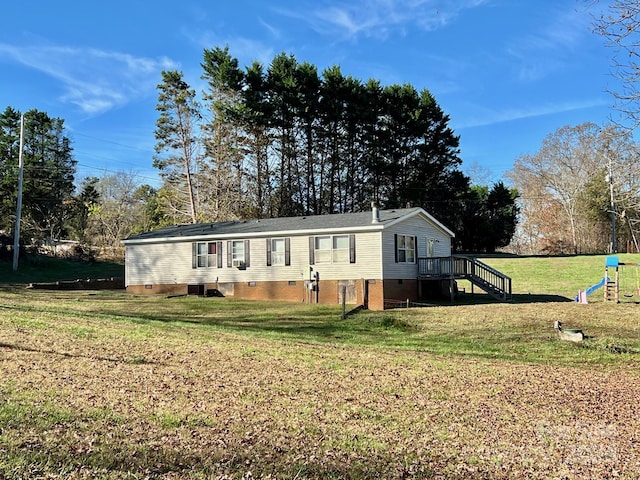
<box><xmin>510</xmin><ymin>293</ymin><xmax>573</xmax><ymax>303</ymax></box>
<box><xmin>435</xmin><ymin>292</ymin><xmax>573</xmax><ymax>306</ymax></box>
<box><xmin>0</xmin><ymin>256</ymin><xmax>124</xmax><ymax>285</ymax></box>
<box><xmin>4</xmin><ymin>294</ymin><xmax>638</xmax><ymax>366</ymax></box>
<box><xmin>1</xmin><ymin>298</ymin><xmax>364</xmax><ymax>344</ymax></box>
<box><xmin>0</xmin><ymin>341</ymin><xmax>159</xmax><ymax>365</ymax></box>
<box><xmin>7</xmin><ymin>296</ymin><xmax>417</xmax><ymax>349</ymax></box>
<box><xmin>97</xmin><ymin>308</ymin><xmax>380</xmax><ymax>343</ymax></box>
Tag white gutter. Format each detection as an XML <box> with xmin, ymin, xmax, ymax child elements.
<box><xmin>121</xmin><ymin>223</ymin><xmax>386</xmax><ymax>245</ymax></box>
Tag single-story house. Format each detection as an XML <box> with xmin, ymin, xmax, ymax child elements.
<box><xmin>122</xmin><ymin>204</ymin><xmax>511</xmax><ymax>310</ymax></box>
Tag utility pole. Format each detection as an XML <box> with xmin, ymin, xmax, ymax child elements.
<box><xmin>606</xmin><ymin>155</ymin><xmax>616</xmax><ymax>254</ymax></box>
<box><xmin>12</xmin><ymin>114</ymin><xmax>25</xmax><ymax>271</ymax></box>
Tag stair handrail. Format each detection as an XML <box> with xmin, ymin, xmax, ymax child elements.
<box><xmin>452</xmin><ymin>255</ymin><xmax>512</xmax><ymax>300</ymax></box>
<box><xmin>417</xmin><ymin>255</ymin><xmax>512</xmax><ymax>300</ymax></box>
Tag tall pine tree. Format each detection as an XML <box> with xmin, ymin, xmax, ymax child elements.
<box><xmin>153</xmin><ymin>70</ymin><xmax>201</xmax><ymax>224</ymax></box>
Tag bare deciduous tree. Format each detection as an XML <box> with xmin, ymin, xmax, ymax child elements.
<box><xmin>507</xmin><ymin>123</ymin><xmax>640</xmax><ymax>254</ymax></box>
<box><xmin>591</xmin><ymin>0</ymin><xmax>640</xmax><ymax>128</ymax></box>
<box><xmin>87</xmin><ymin>172</ymin><xmax>146</xmax><ymax>255</ymax></box>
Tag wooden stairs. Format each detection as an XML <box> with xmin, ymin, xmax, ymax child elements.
<box><xmin>418</xmin><ymin>255</ymin><xmax>512</xmax><ymax>301</ymax></box>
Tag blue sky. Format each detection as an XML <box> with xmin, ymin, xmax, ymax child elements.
<box><xmin>0</xmin><ymin>0</ymin><xmax>618</xmax><ymax>189</ymax></box>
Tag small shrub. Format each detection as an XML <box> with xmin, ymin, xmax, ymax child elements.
<box><xmin>380</xmin><ymin>315</ymin><xmax>411</xmax><ymax>330</ymax></box>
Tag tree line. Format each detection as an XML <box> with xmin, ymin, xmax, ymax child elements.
<box><xmin>0</xmin><ymin>49</ymin><xmax>519</xmax><ymax>257</ymax></box>
<box><xmin>507</xmin><ymin>123</ymin><xmax>640</xmax><ymax>254</ymax></box>
<box><xmin>501</xmin><ymin>2</ymin><xmax>640</xmax><ymax>255</ymax></box>
<box><xmin>0</xmin><ymin>107</ymin><xmax>159</xmax><ymax>258</ymax></box>
<box><xmin>0</xmin><ymin>107</ymin><xmax>76</xmax><ymax>251</ymax></box>
<box><xmin>153</xmin><ymin>46</ymin><xmax>518</xmax><ymax>253</ymax></box>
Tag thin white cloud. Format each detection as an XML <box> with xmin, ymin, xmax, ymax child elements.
<box><xmin>506</xmin><ymin>7</ymin><xmax>593</xmax><ymax>82</ymax></box>
<box><xmin>186</xmin><ymin>28</ymin><xmax>276</xmax><ymax>69</ymax></box>
<box><xmin>229</xmin><ymin>38</ymin><xmax>276</xmax><ymax>68</ymax></box>
<box><xmin>0</xmin><ymin>43</ymin><xmax>178</xmax><ymax>115</ymax></box>
<box><xmin>258</xmin><ymin>17</ymin><xmax>283</xmax><ymax>40</ymax></box>
<box><xmin>456</xmin><ymin>98</ymin><xmax>611</xmax><ymax>129</ymax></box>
<box><xmin>275</xmin><ymin>0</ymin><xmax>491</xmax><ymax>40</ymax></box>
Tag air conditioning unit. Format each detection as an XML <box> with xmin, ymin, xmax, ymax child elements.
<box><xmin>232</xmin><ymin>259</ymin><xmax>245</xmax><ymax>268</ymax></box>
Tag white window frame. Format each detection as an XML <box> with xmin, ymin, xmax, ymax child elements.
<box><xmin>332</xmin><ymin>235</ymin><xmax>349</xmax><ymax>263</ymax></box>
<box><xmin>312</xmin><ymin>234</ymin><xmax>353</xmax><ymax>265</ymax></box>
<box><xmin>271</xmin><ymin>238</ymin><xmax>286</xmax><ymax>266</ymax></box>
<box><xmin>194</xmin><ymin>241</ymin><xmax>219</xmax><ymax>268</ymax></box>
<box><xmin>396</xmin><ymin>234</ymin><xmax>416</xmax><ymax>264</ymax></box>
<box><xmin>231</xmin><ymin>240</ymin><xmax>245</xmax><ymax>264</ymax></box>
<box><xmin>314</xmin><ymin>235</ymin><xmax>332</xmax><ymax>264</ymax></box>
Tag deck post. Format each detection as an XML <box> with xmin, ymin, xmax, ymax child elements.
<box><xmin>341</xmin><ymin>286</ymin><xmax>347</xmax><ymax>319</ymax></box>
<box><xmin>450</xmin><ymin>277</ymin><xmax>455</xmax><ymax>302</ymax></box>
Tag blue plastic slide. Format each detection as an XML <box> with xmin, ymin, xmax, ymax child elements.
<box><xmin>574</xmin><ymin>277</ymin><xmax>609</xmax><ymax>302</ymax></box>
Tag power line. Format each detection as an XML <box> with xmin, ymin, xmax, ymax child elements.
<box><xmin>75</xmin><ymin>163</ymin><xmax>161</xmax><ymax>185</ymax></box>
<box><xmin>3</xmin><ymin>162</ymin><xmax>161</xmax><ymax>186</ymax></box>
<box><xmin>71</xmin><ymin>131</ymin><xmax>153</xmax><ymax>153</ymax></box>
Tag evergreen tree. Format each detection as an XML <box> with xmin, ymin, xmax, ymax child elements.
<box><xmin>201</xmin><ymin>46</ymin><xmax>246</xmax><ymax>221</ymax></box>
<box><xmin>153</xmin><ymin>70</ymin><xmax>201</xmax><ymax>224</ymax></box>
<box><xmin>0</xmin><ymin>107</ymin><xmax>76</xmax><ymax>243</ymax></box>
<box><xmin>318</xmin><ymin>66</ymin><xmax>348</xmax><ymax>214</ymax></box>
<box><xmin>454</xmin><ymin>182</ymin><xmax>519</xmax><ymax>253</ymax></box>
<box><xmin>360</xmin><ymin>79</ymin><xmax>387</xmax><ymax>208</ymax></box>
<box><xmin>68</xmin><ymin>176</ymin><xmax>100</xmax><ymax>243</ymax></box>
<box><xmin>0</xmin><ymin>106</ymin><xmax>22</xmax><ymax>233</ymax></box>
<box><xmin>268</xmin><ymin>53</ymin><xmax>303</xmax><ymax>216</ymax></box>
<box><xmin>241</xmin><ymin>61</ymin><xmax>275</xmax><ymax>218</ymax></box>
<box><xmin>295</xmin><ymin>61</ymin><xmax>321</xmax><ymax>215</ymax></box>
<box><xmin>149</xmin><ymin>46</ymin><xmax>520</xmax><ymax>251</ymax></box>
<box><xmin>485</xmin><ymin>182</ymin><xmax>519</xmax><ymax>252</ymax></box>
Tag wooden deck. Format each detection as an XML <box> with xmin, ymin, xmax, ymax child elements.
<box><xmin>417</xmin><ymin>255</ymin><xmax>512</xmax><ymax>301</ymax></box>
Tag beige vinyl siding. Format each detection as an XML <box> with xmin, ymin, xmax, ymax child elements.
<box><xmin>125</xmin><ymin>242</ymin><xmax>192</xmax><ymax>286</ymax></box>
<box><xmin>237</xmin><ymin>231</ymin><xmax>381</xmax><ymax>281</ymax></box>
<box><xmin>308</xmin><ymin>231</ymin><xmax>382</xmax><ymax>280</ymax></box>
<box><xmin>382</xmin><ymin>214</ymin><xmax>452</xmax><ymax>279</ymax></box>
<box><xmin>125</xmin><ymin>231</ymin><xmax>384</xmax><ymax>287</ymax></box>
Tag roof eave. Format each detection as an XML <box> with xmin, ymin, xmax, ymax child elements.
<box><xmin>121</xmin><ymin>223</ymin><xmax>386</xmax><ymax>245</ymax></box>
<box><xmin>384</xmin><ymin>208</ymin><xmax>455</xmax><ymax>238</ymax></box>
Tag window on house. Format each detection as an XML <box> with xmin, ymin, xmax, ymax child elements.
<box><xmin>232</xmin><ymin>240</ymin><xmax>244</xmax><ymax>264</ymax></box>
<box><xmin>309</xmin><ymin>234</ymin><xmax>356</xmax><ymax>265</ymax></box>
<box><xmin>396</xmin><ymin>234</ymin><xmax>416</xmax><ymax>263</ymax></box>
<box><xmin>314</xmin><ymin>236</ymin><xmax>332</xmax><ymax>264</ymax></box>
<box><xmin>272</xmin><ymin>238</ymin><xmax>285</xmax><ymax>265</ymax></box>
<box><xmin>226</xmin><ymin>240</ymin><xmax>251</xmax><ymax>268</ymax></box>
<box><xmin>267</xmin><ymin>238</ymin><xmax>290</xmax><ymax>266</ymax></box>
<box><xmin>192</xmin><ymin>241</ymin><xmax>222</xmax><ymax>268</ymax></box>
<box><xmin>332</xmin><ymin>235</ymin><xmax>349</xmax><ymax>263</ymax></box>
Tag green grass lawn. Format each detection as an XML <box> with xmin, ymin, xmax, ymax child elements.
<box><xmin>465</xmin><ymin>253</ymin><xmax>640</xmax><ymax>302</ymax></box>
<box><xmin>1</xmin><ymin>255</ymin><xmax>639</xmax><ymax>479</ymax></box>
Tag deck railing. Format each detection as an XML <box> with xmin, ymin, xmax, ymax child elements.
<box><xmin>418</xmin><ymin>255</ymin><xmax>512</xmax><ymax>301</ymax></box>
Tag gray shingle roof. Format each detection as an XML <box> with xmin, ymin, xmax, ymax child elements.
<box><xmin>123</xmin><ymin>207</ymin><xmax>453</xmax><ymax>243</ymax></box>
